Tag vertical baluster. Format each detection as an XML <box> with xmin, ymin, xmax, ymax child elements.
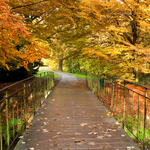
<box><xmin>107</xmin><ymin>80</ymin><xmax>109</xmax><ymax>108</ymax></box>
<box><xmin>111</xmin><ymin>77</ymin><xmax>114</xmax><ymax>113</ymax></box>
<box><xmin>52</xmin><ymin>72</ymin><xmax>54</xmax><ymax>88</ymax></box>
<box><xmin>123</xmin><ymin>81</ymin><xmax>126</xmax><ymax>129</ymax></box>
<box><xmin>120</xmin><ymin>85</ymin><xmax>122</xmax><ymax>117</ymax></box>
<box><xmin>47</xmin><ymin>73</ymin><xmax>48</xmax><ymax>95</ymax></box>
<box><xmin>0</xmin><ymin>101</ymin><xmax>3</xmax><ymax>150</ymax></box>
<box><xmin>97</xmin><ymin>72</ymin><xmax>99</xmax><ymax>97</ymax></box>
<box><xmin>44</xmin><ymin>72</ymin><xmax>46</xmax><ymax>97</ymax></box>
<box><xmin>17</xmin><ymin>94</ymin><xmax>19</xmax><ymax>134</ymax></box>
<box><xmin>6</xmin><ymin>88</ymin><xmax>9</xmax><ymax>147</ymax></box>
<box><xmin>48</xmin><ymin>73</ymin><xmax>50</xmax><ymax>92</ymax></box>
<box><xmin>33</xmin><ymin>78</ymin><xmax>36</xmax><ymax>115</ymax></box>
<box><xmin>12</xmin><ymin>97</ymin><xmax>15</xmax><ymax>139</ymax></box>
<box><xmin>40</xmin><ymin>74</ymin><xmax>42</xmax><ymax>105</ymax></box>
<box><xmin>20</xmin><ymin>93</ymin><xmax>23</xmax><ymax>129</ymax></box>
<box><xmin>24</xmin><ymin>84</ymin><xmax>28</xmax><ymax>122</ymax></box>
<box><xmin>23</xmin><ymin>82</ymin><xmax>26</xmax><ymax>126</ymax></box>
<box><xmin>137</xmin><ymin>95</ymin><xmax>140</xmax><ymax>141</ymax></box>
<box><xmin>127</xmin><ymin>89</ymin><xmax>130</xmax><ymax>122</ymax></box>
<box><xmin>131</xmin><ymin>91</ymin><xmax>134</xmax><ymax>132</ymax></box>
<box><xmin>143</xmin><ymin>88</ymin><xmax>147</xmax><ymax>149</ymax></box>
<box><xmin>116</xmin><ymin>84</ymin><xmax>119</xmax><ymax>115</ymax></box>
<box><xmin>113</xmin><ymin>82</ymin><xmax>116</xmax><ymax>113</ymax></box>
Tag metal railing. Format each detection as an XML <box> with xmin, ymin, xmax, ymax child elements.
<box><xmin>0</xmin><ymin>72</ymin><xmax>54</xmax><ymax>150</ymax></box>
<box><xmin>86</xmin><ymin>72</ymin><xmax>150</xmax><ymax>150</ymax></box>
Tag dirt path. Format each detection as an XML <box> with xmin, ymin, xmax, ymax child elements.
<box><xmin>14</xmin><ymin>72</ymin><xmax>140</xmax><ymax>150</ymax></box>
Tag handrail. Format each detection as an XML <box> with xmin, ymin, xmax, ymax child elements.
<box><xmin>86</xmin><ymin>72</ymin><xmax>150</xmax><ymax>150</ymax></box>
<box><xmin>0</xmin><ymin>71</ymin><xmax>54</xmax><ymax>150</ymax></box>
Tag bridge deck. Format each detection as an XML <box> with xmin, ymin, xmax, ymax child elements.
<box><xmin>15</xmin><ymin>73</ymin><xmax>139</xmax><ymax>150</ymax></box>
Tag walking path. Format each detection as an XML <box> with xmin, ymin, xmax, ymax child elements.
<box><xmin>15</xmin><ymin>72</ymin><xmax>139</xmax><ymax>150</ymax></box>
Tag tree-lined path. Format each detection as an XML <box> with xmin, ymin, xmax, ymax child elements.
<box><xmin>14</xmin><ymin>72</ymin><xmax>139</xmax><ymax>150</ymax></box>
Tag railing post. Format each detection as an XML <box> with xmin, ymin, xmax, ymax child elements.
<box><xmin>40</xmin><ymin>74</ymin><xmax>42</xmax><ymax>105</ymax></box>
<box><xmin>131</xmin><ymin>91</ymin><xmax>134</xmax><ymax>132</ymax></box>
<box><xmin>23</xmin><ymin>82</ymin><xmax>26</xmax><ymax>125</ymax></box>
<box><xmin>17</xmin><ymin>94</ymin><xmax>19</xmax><ymax>135</ymax></box>
<box><xmin>0</xmin><ymin>102</ymin><xmax>2</xmax><ymax>150</ymax></box>
<box><xmin>143</xmin><ymin>88</ymin><xmax>147</xmax><ymax>149</ymax></box>
<box><xmin>44</xmin><ymin>72</ymin><xmax>46</xmax><ymax>97</ymax></box>
<box><xmin>33</xmin><ymin>77</ymin><xmax>36</xmax><ymax>115</ymax></box>
<box><xmin>111</xmin><ymin>76</ymin><xmax>114</xmax><ymax>113</ymax></box>
<box><xmin>123</xmin><ymin>80</ymin><xmax>126</xmax><ymax>129</ymax></box>
<box><xmin>137</xmin><ymin>95</ymin><xmax>140</xmax><ymax>141</ymax></box>
<box><xmin>12</xmin><ymin>97</ymin><xmax>15</xmax><ymax>139</ymax></box>
<box><xmin>6</xmin><ymin>88</ymin><xmax>9</xmax><ymax>147</ymax></box>
<box><xmin>86</xmin><ymin>71</ymin><xmax>88</xmax><ymax>88</ymax></box>
<box><xmin>97</xmin><ymin>72</ymin><xmax>99</xmax><ymax>96</ymax></box>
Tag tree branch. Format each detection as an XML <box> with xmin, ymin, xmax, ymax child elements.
<box><xmin>12</xmin><ymin>0</ymin><xmax>49</xmax><ymax>9</ymax></box>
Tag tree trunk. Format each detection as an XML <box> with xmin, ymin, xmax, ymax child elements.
<box><xmin>134</xmin><ymin>68</ymin><xmax>139</xmax><ymax>83</ymax></box>
<box><xmin>27</xmin><ymin>63</ymin><xmax>33</xmax><ymax>77</ymax></box>
<box><xmin>58</xmin><ymin>59</ymin><xmax>63</xmax><ymax>71</ymax></box>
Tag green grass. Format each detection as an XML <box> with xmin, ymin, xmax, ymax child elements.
<box><xmin>35</xmin><ymin>70</ymin><xmax>59</xmax><ymax>78</ymax></box>
<box><xmin>54</xmin><ymin>74</ymin><xmax>59</xmax><ymax>79</ymax></box>
<box><xmin>71</xmin><ymin>73</ymin><xmax>86</xmax><ymax>79</ymax></box>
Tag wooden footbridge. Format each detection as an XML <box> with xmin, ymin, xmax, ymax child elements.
<box><xmin>0</xmin><ymin>71</ymin><xmax>149</xmax><ymax>150</ymax></box>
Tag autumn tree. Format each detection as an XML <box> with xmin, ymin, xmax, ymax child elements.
<box><xmin>79</xmin><ymin>0</ymin><xmax>150</xmax><ymax>81</ymax></box>
<box><xmin>0</xmin><ymin>0</ymin><xmax>50</xmax><ymax>77</ymax></box>
<box><xmin>9</xmin><ymin>0</ymin><xmax>94</xmax><ymax>71</ymax></box>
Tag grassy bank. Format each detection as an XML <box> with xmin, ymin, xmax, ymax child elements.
<box><xmin>70</xmin><ymin>73</ymin><xmax>86</xmax><ymax>80</ymax></box>
<box><xmin>35</xmin><ymin>71</ymin><xmax>59</xmax><ymax>78</ymax></box>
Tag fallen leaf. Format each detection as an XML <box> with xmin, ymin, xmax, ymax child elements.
<box><xmin>88</xmin><ymin>142</ymin><xmax>95</xmax><ymax>145</ymax></box>
<box><xmin>75</xmin><ymin>133</ymin><xmax>82</xmax><ymax>135</ymax></box>
<box><xmin>97</xmin><ymin>135</ymin><xmax>104</xmax><ymax>139</ymax></box>
<box><xmin>57</xmin><ymin>132</ymin><xmax>62</xmax><ymax>135</ymax></box>
<box><xmin>43</xmin><ymin>129</ymin><xmax>48</xmax><ymax>133</ymax></box>
<box><xmin>42</xmin><ymin>122</ymin><xmax>47</xmax><ymax>125</ymax></box>
<box><xmin>80</xmin><ymin>123</ymin><xmax>88</xmax><ymax>127</ymax></box>
<box><xmin>116</xmin><ymin>121</ymin><xmax>120</xmax><ymax>125</ymax></box>
<box><xmin>26</xmin><ymin>126</ymin><xmax>31</xmax><ymax>129</ymax></box>
<box><xmin>52</xmin><ymin>135</ymin><xmax>60</xmax><ymax>139</ymax></box>
<box><xmin>74</xmin><ymin>139</ymin><xmax>85</xmax><ymax>143</ymax></box>
<box><xmin>88</xmin><ymin>132</ymin><xmax>93</xmax><ymax>135</ymax></box>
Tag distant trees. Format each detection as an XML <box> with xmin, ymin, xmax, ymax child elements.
<box><xmin>1</xmin><ymin>0</ymin><xmax>150</xmax><ymax>81</ymax></box>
